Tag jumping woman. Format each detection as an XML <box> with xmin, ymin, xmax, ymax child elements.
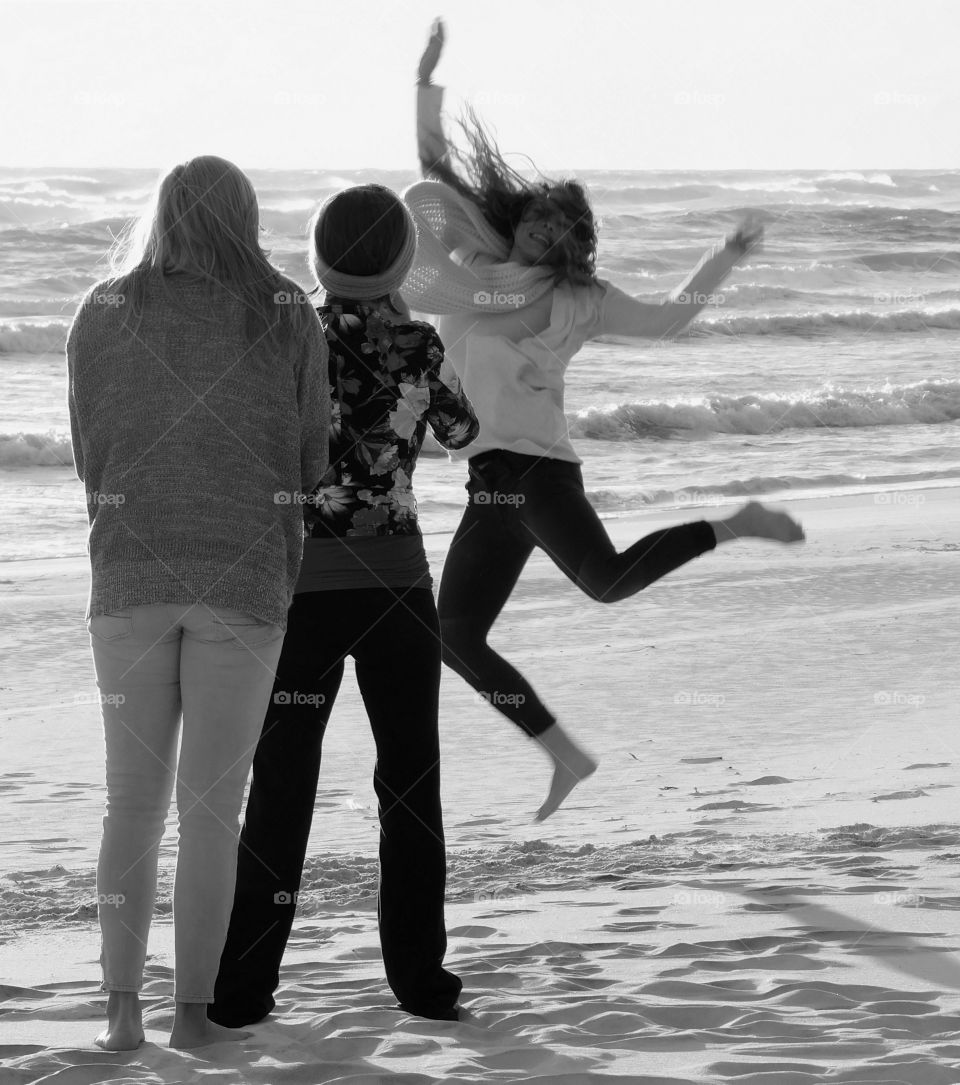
<box><xmin>404</xmin><ymin>20</ymin><xmax>804</xmax><ymax>821</ymax></box>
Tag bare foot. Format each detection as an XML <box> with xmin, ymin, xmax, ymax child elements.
<box><xmin>170</xmin><ymin>1002</ymin><xmax>252</xmax><ymax>1050</ymax></box>
<box><xmin>714</xmin><ymin>500</ymin><xmax>805</xmax><ymax>544</ymax></box>
<box><xmin>534</xmin><ymin>723</ymin><xmax>598</xmax><ymax>821</ymax></box>
<box><xmin>95</xmin><ymin>990</ymin><xmax>144</xmax><ymax>1051</ymax></box>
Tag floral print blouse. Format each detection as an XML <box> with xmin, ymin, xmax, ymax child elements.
<box><xmin>304</xmin><ymin>301</ymin><xmax>479</xmax><ymax>538</ymax></box>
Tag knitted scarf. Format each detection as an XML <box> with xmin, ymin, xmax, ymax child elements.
<box><xmin>401</xmin><ymin>180</ymin><xmax>554</xmax><ymax>315</ymax></box>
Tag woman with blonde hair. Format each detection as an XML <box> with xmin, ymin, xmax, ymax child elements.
<box><xmin>67</xmin><ymin>154</ymin><xmax>330</xmax><ymax>1050</ymax></box>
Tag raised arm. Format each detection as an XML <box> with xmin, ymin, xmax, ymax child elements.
<box><xmin>597</xmin><ymin>220</ymin><xmax>763</xmax><ymax>340</ymax></box>
<box><xmin>416</xmin><ymin>19</ymin><xmax>451</xmax><ymax>179</ymax></box>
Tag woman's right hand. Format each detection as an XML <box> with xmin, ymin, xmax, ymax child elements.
<box><xmin>417</xmin><ymin>18</ymin><xmax>445</xmax><ymax>85</ymax></box>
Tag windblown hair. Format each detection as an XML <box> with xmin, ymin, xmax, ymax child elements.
<box><xmin>423</xmin><ymin>107</ymin><xmax>598</xmax><ymax>287</ymax></box>
<box><xmin>108</xmin><ymin>155</ymin><xmax>312</xmax><ymax>347</ymax></box>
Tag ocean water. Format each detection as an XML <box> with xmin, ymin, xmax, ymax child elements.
<box><xmin>2</xmin><ymin>168</ymin><xmax>960</xmax><ymax>935</ymax></box>
<box><xmin>2</xmin><ymin>166</ymin><xmax>960</xmax><ymax>560</ymax></box>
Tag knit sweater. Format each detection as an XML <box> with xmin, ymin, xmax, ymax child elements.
<box><xmin>67</xmin><ymin>271</ymin><xmax>331</xmax><ymax>629</ymax></box>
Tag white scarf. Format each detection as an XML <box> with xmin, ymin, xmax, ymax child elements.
<box><xmin>401</xmin><ymin>180</ymin><xmax>554</xmax><ymax>315</ymax></box>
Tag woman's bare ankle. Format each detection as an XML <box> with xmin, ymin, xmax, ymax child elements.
<box><xmin>95</xmin><ymin>990</ymin><xmax>144</xmax><ymax>1051</ymax></box>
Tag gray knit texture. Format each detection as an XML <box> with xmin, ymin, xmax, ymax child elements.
<box><xmin>67</xmin><ymin>272</ymin><xmax>330</xmax><ymax>629</ymax></box>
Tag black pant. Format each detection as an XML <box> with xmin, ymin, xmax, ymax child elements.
<box><xmin>210</xmin><ymin>586</ymin><xmax>461</xmax><ymax>1023</ymax></box>
<box><xmin>437</xmin><ymin>451</ymin><xmax>716</xmax><ymax>737</ymax></box>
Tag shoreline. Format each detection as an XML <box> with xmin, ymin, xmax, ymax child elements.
<box><xmin>1</xmin><ymin>479</ymin><xmax>957</xmax><ymax>865</ymax></box>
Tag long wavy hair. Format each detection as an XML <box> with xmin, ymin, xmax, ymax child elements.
<box><xmin>108</xmin><ymin>155</ymin><xmax>312</xmax><ymax>347</ymax></box>
<box><xmin>424</xmin><ymin>108</ymin><xmax>598</xmax><ymax>286</ymax></box>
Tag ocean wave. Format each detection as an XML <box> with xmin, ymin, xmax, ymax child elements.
<box><xmin>0</xmin><ymin>321</ymin><xmax>69</xmax><ymax>355</ymax></box>
<box><xmin>570</xmin><ymin>380</ymin><xmax>960</xmax><ymax>439</ymax></box>
<box><xmin>0</xmin><ymin>431</ymin><xmax>74</xmax><ymax>468</ymax></box>
<box><xmin>856</xmin><ymin>250</ymin><xmax>960</xmax><ymax>272</ymax></box>
<box><xmin>692</xmin><ymin>305</ymin><xmax>960</xmax><ymax>337</ymax></box>
<box><xmin>0</xmin><ymin>297</ymin><xmax>78</xmax><ymax>317</ymax></box>
<box><xmin>0</xmin><ymin>218</ymin><xmax>127</xmax><ymax>247</ymax></box>
<box><xmin>585</xmin><ymin>468</ymin><xmax>960</xmax><ymax>509</ymax></box>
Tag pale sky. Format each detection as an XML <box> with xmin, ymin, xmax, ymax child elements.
<box><xmin>4</xmin><ymin>0</ymin><xmax>958</xmax><ymax>170</ymax></box>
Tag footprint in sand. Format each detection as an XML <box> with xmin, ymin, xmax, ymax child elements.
<box><xmin>872</xmin><ymin>789</ymin><xmax>928</xmax><ymax>802</ymax></box>
<box><xmin>680</xmin><ymin>756</ymin><xmax>723</xmax><ymax>764</ymax></box>
<box><xmin>693</xmin><ymin>799</ymin><xmax>773</xmax><ymax>811</ymax></box>
<box><xmin>448</xmin><ymin>924</ymin><xmax>498</xmax><ymax>938</ymax></box>
<box><xmin>904</xmin><ymin>762</ymin><xmax>951</xmax><ymax>770</ymax></box>
<box><xmin>743</xmin><ymin>775</ymin><xmax>793</xmax><ymax>786</ymax></box>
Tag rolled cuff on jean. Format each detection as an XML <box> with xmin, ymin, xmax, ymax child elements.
<box><xmin>694</xmin><ymin>519</ymin><xmax>718</xmax><ymax>552</ymax></box>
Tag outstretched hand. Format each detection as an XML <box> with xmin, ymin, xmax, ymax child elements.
<box><xmin>726</xmin><ymin>214</ymin><xmax>764</xmax><ymax>257</ymax></box>
<box><xmin>418</xmin><ymin>18</ymin><xmax>445</xmax><ymax>85</ymax></box>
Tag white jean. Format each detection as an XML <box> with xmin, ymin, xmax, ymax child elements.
<box><xmin>88</xmin><ymin>603</ymin><xmax>284</xmax><ymax>1003</ymax></box>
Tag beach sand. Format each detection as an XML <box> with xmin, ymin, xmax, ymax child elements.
<box><xmin>1</xmin><ymin>485</ymin><xmax>959</xmax><ymax>1082</ymax></box>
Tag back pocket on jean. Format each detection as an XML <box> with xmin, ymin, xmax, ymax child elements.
<box><xmin>210</xmin><ymin>610</ymin><xmax>282</xmax><ymax>650</ymax></box>
<box><xmin>87</xmin><ymin>612</ymin><xmax>133</xmax><ymax>641</ymax></box>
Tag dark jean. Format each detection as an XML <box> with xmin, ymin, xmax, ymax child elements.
<box><xmin>209</xmin><ymin>586</ymin><xmax>461</xmax><ymax>1024</ymax></box>
<box><xmin>437</xmin><ymin>450</ymin><xmax>717</xmax><ymax>737</ymax></box>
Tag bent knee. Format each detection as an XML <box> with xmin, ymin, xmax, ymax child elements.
<box><xmin>576</xmin><ymin>576</ymin><xmax>623</xmax><ymax>604</ymax></box>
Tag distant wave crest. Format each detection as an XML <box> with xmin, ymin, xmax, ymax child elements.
<box><xmin>0</xmin><ymin>431</ymin><xmax>74</xmax><ymax>468</ymax></box>
<box><xmin>0</xmin><ymin>321</ymin><xmax>69</xmax><ymax>355</ymax></box>
<box><xmin>570</xmin><ymin>380</ymin><xmax>960</xmax><ymax>439</ymax></box>
<box><xmin>692</xmin><ymin>305</ymin><xmax>960</xmax><ymax>337</ymax></box>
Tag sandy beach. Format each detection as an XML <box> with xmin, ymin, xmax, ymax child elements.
<box><xmin>1</xmin><ymin>483</ymin><xmax>959</xmax><ymax>1082</ymax></box>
